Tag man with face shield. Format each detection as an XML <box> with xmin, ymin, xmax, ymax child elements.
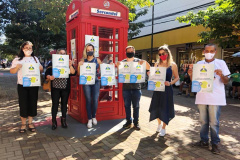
<box><xmin>188</xmin><ymin>44</ymin><xmax>230</xmax><ymax>154</ymax></box>
<box><xmin>117</xmin><ymin>46</ymin><xmax>150</xmax><ymax>130</ymax></box>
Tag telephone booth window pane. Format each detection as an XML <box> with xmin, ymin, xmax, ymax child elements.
<box><xmin>115</xmin><ymin>41</ymin><xmax>119</xmax><ymax>52</ymax></box>
<box><xmin>99</xmin><ymin>54</ymin><xmax>113</xmax><ymax>63</ymax></box>
<box><xmin>99</xmin><ymin>91</ymin><xmax>113</xmax><ymax>102</ymax></box>
<box><xmin>115</xmin><ymin>91</ymin><xmax>119</xmax><ymax>101</ymax></box>
<box><xmin>99</xmin><ymin>27</ymin><xmax>113</xmax><ymax>39</ymax></box>
<box><xmin>115</xmin><ymin>29</ymin><xmax>119</xmax><ymax>40</ymax></box>
<box><xmin>93</xmin><ymin>26</ymin><xmax>97</xmax><ymax>36</ymax></box>
<box><xmin>71</xmin><ymin>90</ymin><xmax>78</xmax><ymax>100</ymax></box>
<box><xmin>99</xmin><ymin>41</ymin><xmax>113</xmax><ymax>52</ymax></box>
<box><xmin>71</xmin><ymin>78</ymin><xmax>78</xmax><ymax>89</ymax></box>
<box><xmin>72</xmin><ymin>29</ymin><xmax>76</xmax><ymax>39</ymax></box>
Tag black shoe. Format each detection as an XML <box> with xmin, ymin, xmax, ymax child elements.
<box><xmin>123</xmin><ymin>121</ymin><xmax>132</xmax><ymax>129</ymax></box>
<box><xmin>61</xmin><ymin>116</ymin><xmax>68</xmax><ymax>128</ymax></box>
<box><xmin>134</xmin><ymin>123</ymin><xmax>141</xmax><ymax>131</ymax></box>
<box><xmin>192</xmin><ymin>140</ymin><xmax>209</xmax><ymax>148</ymax></box>
<box><xmin>177</xmin><ymin>92</ymin><xmax>182</xmax><ymax>96</ymax></box>
<box><xmin>52</xmin><ymin>119</ymin><xmax>57</xmax><ymax>130</ymax></box>
<box><xmin>211</xmin><ymin>144</ymin><xmax>220</xmax><ymax>154</ymax></box>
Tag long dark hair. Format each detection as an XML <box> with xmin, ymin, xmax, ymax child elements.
<box><xmin>18</xmin><ymin>41</ymin><xmax>34</xmax><ymax>61</ymax></box>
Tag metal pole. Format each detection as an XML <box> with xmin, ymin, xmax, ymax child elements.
<box><xmin>150</xmin><ymin>0</ymin><xmax>154</xmax><ymax>66</ymax></box>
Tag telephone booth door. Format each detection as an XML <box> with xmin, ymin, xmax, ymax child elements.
<box><xmin>66</xmin><ymin>0</ymin><xmax>129</xmax><ymax>123</ymax></box>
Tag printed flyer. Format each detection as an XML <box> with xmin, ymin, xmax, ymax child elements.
<box><xmin>148</xmin><ymin>67</ymin><xmax>166</xmax><ymax>91</ymax></box>
<box><xmin>85</xmin><ymin>35</ymin><xmax>99</xmax><ymax>57</ymax></box>
<box><xmin>22</xmin><ymin>63</ymin><xmax>41</xmax><ymax>87</ymax></box>
<box><xmin>118</xmin><ymin>62</ymin><xmax>131</xmax><ymax>83</ymax></box>
<box><xmin>79</xmin><ymin>63</ymin><xmax>96</xmax><ymax>85</ymax></box>
<box><xmin>191</xmin><ymin>64</ymin><xmax>214</xmax><ymax>93</ymax></box>
<box><xmin>100</xmin><ymin>64</ymin><xmax>116</xmax><ymax>86</ymax></box>
<box><xmin>130</xmin><ymin>62</ymin><xmax>146</xmax><ymax>83</ymax></box>
<box><xmin>52</xmin><ymin>54</ymin><xmax>69</xmax><ymax>78</ymax></box>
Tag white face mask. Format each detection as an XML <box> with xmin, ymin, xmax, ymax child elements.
<box><xmin>24</xmin><ymin>50</ymin><xmax>32</xmax><ymax>56</ymax></box>
<box><xmin>205</xmin><ymin>53</ymin><xmax>215</xmax><ymax>60</ymax></box>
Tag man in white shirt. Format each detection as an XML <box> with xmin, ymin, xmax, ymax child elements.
<box><xmin>188</xmin><ymin>44</ymin><xmax>230</xmax><ymax>154</ymax></box>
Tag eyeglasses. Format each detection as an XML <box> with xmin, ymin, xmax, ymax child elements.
<box><xmin>23</xmin><ymin>47</ymin><xmax>32</xmax><ymax>51</ymax></box>
<box><xmin>159</xmin><ymin>52</ymin><xmax>166</xmax><ymax>56</ymax></box>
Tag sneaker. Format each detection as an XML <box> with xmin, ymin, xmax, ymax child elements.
<box><xmin>211</xmin><ymin>144</ymin><xmax>220</xmax><ymax>154</ymax></box>
<box><xmin>157</xmin><ymin>124</ymin><xmax>162</xmax><ymax>132</ymax></box>
<box><xmin>123</xmin><ymin>121</ymin><xmax>132</xmax><ymax>129</ymax></box>
<box><xmin>159</xmin><ymin>129</ymin><xmax>166</xmax><ymax>136</ymax></box>
<box><xmin>87</xmin><ymin>119</ymin><xmax>92</xmax><ymax>128</ymax></box>
<box><xmin>177</xmin><ymin>92</ymin><xmax>182</xmax><ymax>96</ymax></box>
<box><xmin>134</xmin><ymin>123</ymin><xmax>141</xmax><ymax>131</ymax></box>
<box><xmin>192</xmin><ymin>140</ymin><xmax>209</xmax><ymax>148</ymax></box>
<box><xmin>92</xmin><ymin>118</ymin><xmax>97</xmax><ymax>125</ymax></box>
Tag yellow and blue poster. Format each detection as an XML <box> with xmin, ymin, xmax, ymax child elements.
<box><xmin>52</xmin><ymin>54</ymin><xmax>70</xmax><ymax>78</ymax></box>
<box><xmin>100</xmin><ymin>64</ymin><xmax>116</xmax><ymax>86</ymax></box>
<box><xmin>118</xmin><ymin>62</ymin><xmax>131</xmax><ymax>83</ymax></box>
<box><xmin>130</xmin><ymin>62</ymin><xmax>146</xmax><ymax>83</ymax></box>
<box><xmin>22</xmin><ymin>63</ymin><xmax>41</xmax><ymax>87</ymax></box>
<box><xmin>192</xmin><ymin>64</ymin><xmax>214</xmax><ymax>93</ymax></box>
<box><xmin>148</xmin><ymin>67</ymin><xmax>166</xmax><ymax>91</ymax></box>
<box><xmin>79</xmin><ymin>63</ymin><xmax>96</xmax><ymax>85</ymax></box>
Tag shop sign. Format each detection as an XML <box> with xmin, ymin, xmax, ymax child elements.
<box><xmin>69</xmin><ymin>9</ymin><xmax>79</xmax><ymax>20</ymax></box>
<box><xmin>91</xmin><ymin>8</ymin><xmax>121</xmax><ymax>18</ymax></box>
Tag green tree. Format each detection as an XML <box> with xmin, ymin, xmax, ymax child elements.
<box><xmin>176</xmin><ymin>0</ymin><xmax>240</xmax><ymax>48</ymax></box>
<box><xmin>19</xmin><ymin>0</ymin><xmax>152</xmax><ymax>34</ymax></box>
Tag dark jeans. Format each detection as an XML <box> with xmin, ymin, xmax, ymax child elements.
<box><xmin>17</xmin><ymin>84</ymin><xmax>39</xmax><ymax>118</ymax></box>
<box><xmin>83</xmin><ymin>80</ymin><xmax>100</xmax><ymax>120</ymax></box>
<box><xmin>122</xmin><ymin>89</ymin><xmax>142</xmax><ymax>124</ymax></box>
<box><xmin>51</xmin><ymin>88</ymin><xmax>70</xmax><ymax>120</ymax></box>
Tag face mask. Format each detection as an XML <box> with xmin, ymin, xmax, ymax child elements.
<box><xmin>160</xmin><ymin>54</ymin><xmax>168</xmax><ymax>61</ymax></box>
<box><xmin>24</xmin><ymin>50</ymin><xmax>32</xmax><ymax>56</ymax></box>
<box><xmin>87</xmin><ymin>51</ymin><xmax>94</xmax><ymax>56</ymax></box>
<box><xmin>126</xmin><ymin>52</ymin><xmax>134</xmax><ymax>58</ymax></box>
<box><xmin>205</xmin><ymin>53</ymin><xmax>215</xmax><ymax>60</ymax></box>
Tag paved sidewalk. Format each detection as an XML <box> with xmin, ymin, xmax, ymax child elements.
<box><xmin>0</xmin><ymin>68</ymin><xmax>239</xmax><ymax>160</ymax></box>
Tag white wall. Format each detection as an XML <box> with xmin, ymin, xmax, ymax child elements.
<box><xmin>133</xmin><ymin>0</ymin><xmax>215</xmax><ymax>38</ymax></box>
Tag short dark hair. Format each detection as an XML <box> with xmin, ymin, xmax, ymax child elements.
<box><xmin>205</xmin><ymin>44</ymin><xmax>217</xmax><ymax>51</ymax></box>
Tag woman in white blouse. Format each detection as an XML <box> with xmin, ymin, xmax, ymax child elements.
<box><xmin>10</xmin><ymin>41</ymin><xmax>43</xmax><ymax>133</ymax></box>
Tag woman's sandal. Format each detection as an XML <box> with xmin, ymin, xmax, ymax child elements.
<box><xmin>19</xmin><ymin>124</ymin><xmax>27</xmax><ymax>133</ymax></box>
<box><xmin>28</xmin><ymin>123</ymin><xmax>36</xmax><ymax>132</ymax></box>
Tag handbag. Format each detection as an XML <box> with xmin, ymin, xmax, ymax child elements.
<box><xmin>175</xmin><ymin>79</ymin><xmax>180</xmax><ymax>86</ymax></box>
<box><xmin>42</xmin><ymin>66</ymin><xmax>52</xmax><ymax>92</ymax></box>
<box><xmin>42</xmin><ymin>79</ymin><xmax>51</xmax><ymax>92</ymax></box>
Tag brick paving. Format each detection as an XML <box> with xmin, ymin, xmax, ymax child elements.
<box><xmin>0</xmin><ymin>68</ymin><xmax>239</xmax><ymax>160</ymax></box>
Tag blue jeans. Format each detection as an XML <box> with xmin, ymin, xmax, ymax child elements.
<box><xmin>83</xmin><ymin>80</ymin><xmax>100</xmax><ymax>120</ymax></box>
<box><xmin>198</xmin><ymin>105</ymin><xmax>221</xmax><ymax>145</ymax></box>
<box><xmin>122</xmin><ymin>89</ymin><xmax>142</xmax><ymax>124</ymax></box>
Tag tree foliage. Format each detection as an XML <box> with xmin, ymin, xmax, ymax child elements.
<box><xmin>176</xmin><ymin>0</ymin><xmax>240</xmax><ymax>48</ymax></box>
<box><xmin>18</xmin><ymin>0</ymin><xmax>152</xmax><ymax>34</ymax></box>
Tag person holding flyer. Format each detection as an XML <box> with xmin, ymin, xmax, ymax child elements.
<box><xmin>45</xmin><ymin>49</ymin><xmax>76</xmax><ymax>130</ymax></box>
<box><xmin>10</xmin><ymin>41</ymin><xmax>43</xmax><ymax>133</ymax></box>
<box><xmin>148</xmin><ymin>45</ymin><xmax>179</xmax><ymax>136</ymax></box>
<box><xmin>188</xmin><ymin>44</ymin><xmax>230</xmax><ymax>154</ymax></box>
<box><xmin>117</xmin><ymin>46</ymin><xmax>150</xmax><ymax>130</ymax></box>
<box><xmin>78</xmin><ymin>43</ymin><xmax>102</xmax><ymax>129</ymax></box>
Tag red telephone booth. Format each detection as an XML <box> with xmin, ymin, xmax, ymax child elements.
<box><xmin>66</xmin><ymin>0</ymin><xmax>129</xmax><ymax>123</ymax></box>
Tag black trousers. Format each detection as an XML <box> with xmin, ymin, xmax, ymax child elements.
<box><xmin>51</xmin><ymin>88</ymin><xmax>70</xmax><ymax>121</ymax></box>
<box><xmin>17</xmin><ymin>84</ymin><xmax>39</xmax><ymax>118</ymax></box>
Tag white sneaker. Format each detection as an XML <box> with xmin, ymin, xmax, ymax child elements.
<box><xmin>92</xmin><ymin>118</ymin><xmax>97</xmax><ymax>125</ymax></box>
<box><xmin>157</xmin><ymin>124</ymin><xmax>162</xmax><ymax>132</ymax></box>
<box><xmin>87</xmin><ymin>119</ymin><xmax>92</xmax><ymax>128</ymax></box>
<box><xmin>159</xmin><ymin>129</ymin><xmax>166</xmax><ymax>136</ymax></box>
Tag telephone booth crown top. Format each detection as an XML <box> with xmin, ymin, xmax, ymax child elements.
<box><xmin>66</xmin><ymin>0</ymin><xmax>129</xmax><ymax>24</ymax></box>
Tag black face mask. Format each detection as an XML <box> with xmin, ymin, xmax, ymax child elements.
<box><xmin>87</xmin><ymin>51</ymin><xmax>94</xmax><ymax>56</ymax></box>
<box><xmin>126</xmin><ymin>52</ymin><xmax>134</xmax><ymax>58</ymax></box>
